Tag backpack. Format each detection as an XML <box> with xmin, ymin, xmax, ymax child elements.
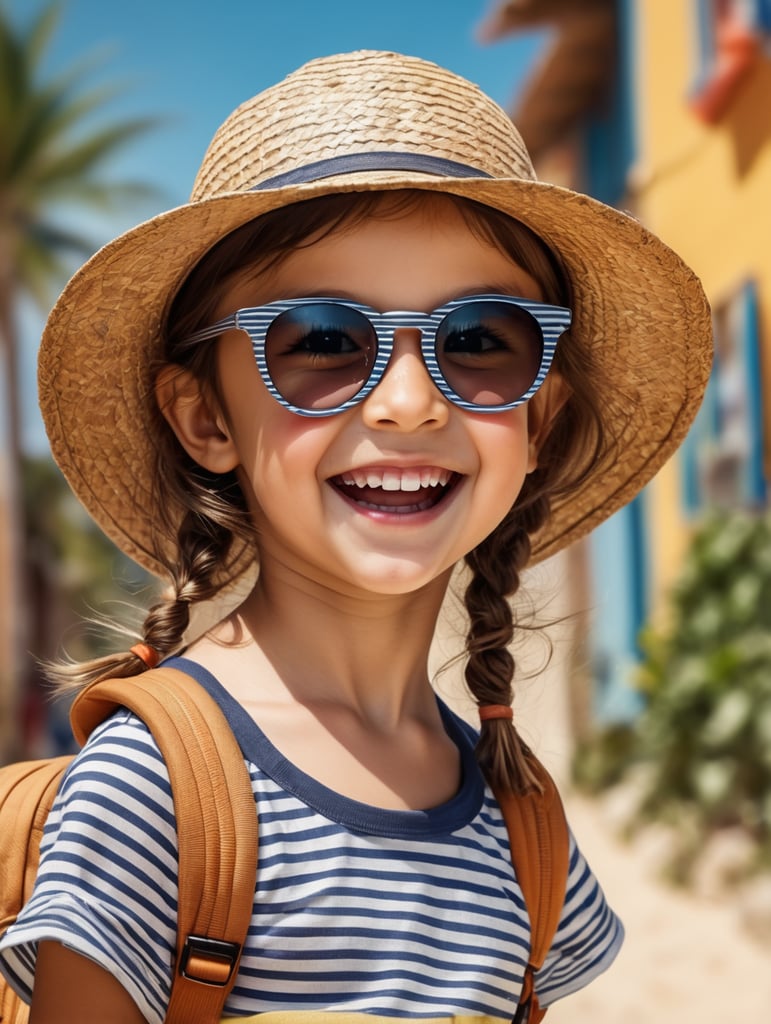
<box><xmin>0</xmin><ymin>666</ymin><xmax>569</xmax><ymax>1024</ymax></box>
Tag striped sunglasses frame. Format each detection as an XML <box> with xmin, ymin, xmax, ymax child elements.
<box><xmin>180</xmin><ymin>294</ymin><xmax>572</xmax><ymax>417</ymax></box>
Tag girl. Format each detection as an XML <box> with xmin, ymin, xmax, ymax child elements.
<box><xmin>0</xmin><ymin>51</ymin><xmax>712</xmax><ymax>1022</ymax></box>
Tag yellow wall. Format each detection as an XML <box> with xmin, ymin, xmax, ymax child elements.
<box><xmin>631</xmin><ymin>0</ymin><xmax>771</xmax><ymax>608</ymax></box>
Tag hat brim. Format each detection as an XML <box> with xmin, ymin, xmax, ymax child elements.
<box><xmin>38</xmin><ymin>172</ymin><xmax>712</xmax><ymax>582</ymax></box>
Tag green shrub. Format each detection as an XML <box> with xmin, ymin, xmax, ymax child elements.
<box><xmin>576</xmin><ymin>510</ymin><xmax>771</xmax><ymax>876</ymax></box>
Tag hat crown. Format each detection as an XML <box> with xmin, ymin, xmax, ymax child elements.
<box><xmin>191</xmin><ymin>50</ymin><xmax>537</xmax><ymax>200</ymax></box>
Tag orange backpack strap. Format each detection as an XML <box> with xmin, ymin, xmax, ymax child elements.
<box><xmin>0</xmin><ymin>755</ymin><xmax>74</xmax><ymax>931</ymax></box>
<box><xmin>71</xmin><ymin>666</ymin><xmax>258</xmax><ymax>1024</ymax></box>
<box><xmin>492</xmin><ymin>759</ymin><xmax>570</xmax><ymax>1024</ymax></box>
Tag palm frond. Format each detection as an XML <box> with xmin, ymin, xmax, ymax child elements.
<box><xmin>33</xmin><ymin>117</ymin><xmax>163</xmax><ymax>187</ymax></box>
<box><xmin>0</xmin><ymin>0</ymin><xmax>161</xmax><ymax>307</ymax></box>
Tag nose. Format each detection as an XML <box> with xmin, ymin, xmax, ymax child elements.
<box><xmin>360</xmin><ymin>329</ymin><xmax>450</xmax><ymax>431</ymax></box>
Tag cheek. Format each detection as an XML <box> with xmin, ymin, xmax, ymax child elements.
<box><xmin>477</xmin><ymin>411</ymin><xmax>532</xmax><ymax>478</ymax></box>
<box><xmin>218</xmin><ymin>339</ymin><xmax>318</xmax><ymax>469</ymax></box>
<box><xmin>233</xmin><ymin>408</ymin><xmax>336</xmax><ymax>510</ymax></box>
<box><xmin>473</xmin><ymin>415</ymin><xmax>534</xmax><ymax>517</ymax></box>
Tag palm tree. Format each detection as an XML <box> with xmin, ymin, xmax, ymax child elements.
<box><xmin>0</xmin><ymin>2</ymin><xmax>158</xmax><ymax>762</ymax></box>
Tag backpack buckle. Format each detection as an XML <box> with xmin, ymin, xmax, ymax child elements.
<box><xmin>180</xmin><ymin>935</ymin><xmax>241</xmax><ymax>986</ymax></box>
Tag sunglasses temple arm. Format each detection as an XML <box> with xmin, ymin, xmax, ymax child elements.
<box><xmin>178</xmin><ymin>317</ymin><xmax>237</xmax><ymax>351</ymax></box>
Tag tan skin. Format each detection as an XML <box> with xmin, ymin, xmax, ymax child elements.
<box><xmin>31</xmin><ymin>941</ymin><xmax>147</xmax><ymax>1024</ymax></box>
<box><xmin>30</xmin><ymin>199</ymin><xmax>567</xmax><ymax>1021</ymax></box>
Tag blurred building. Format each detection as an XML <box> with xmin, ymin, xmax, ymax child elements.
<box><xmin>478</xmin><ymin>0</ymin><xmax>770</xmax><ymax>724</ymax></box>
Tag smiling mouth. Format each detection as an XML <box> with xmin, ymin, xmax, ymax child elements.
<box><xmin>330</xmin><ymin>467</ymin><xmax>460</xmax><ymax>513</ymax></box>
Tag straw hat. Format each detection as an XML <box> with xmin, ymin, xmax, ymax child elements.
<box><xmin>38</xmin><ymin>50</ymin><xmax>712</xmax><ymax>582</ymax></box>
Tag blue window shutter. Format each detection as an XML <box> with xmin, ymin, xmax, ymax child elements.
<box><xmin>680</xmin><ymin>373</ymin><xmax>718</xmax><ymax>514</ymax></box>
<box><xmin>582</xmin><ymin>0</ymin><xmax>636</xmax><ymax>206</ymax></box>
<box><xmin>693</xmin><ymin>0</ymin><xmax>717</xmax><ymax>94</ymax></box>
<box><xmin>739</xmin><ymin>280</ymin><xmax>767</xmax><ymax>503</ymax></box>
<box><xmin>679</xmin><ymin>279</ymin><xmax>765</xmax><ymax>511</ymax></box>
<box><xmin>749</xmin><ymin>0</ymin><xmax>771</xmax><ymax>33</ymax></box>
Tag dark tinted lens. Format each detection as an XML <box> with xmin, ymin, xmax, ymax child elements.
<box><xmin>264</xmin><ymin>303</ymin><xmax>376</xmax><ymax>410</ymax></box>
<box><xmin>436</xmin><ymin>300</ymin><xmax>544</xmax><ymax>406</ymax></box>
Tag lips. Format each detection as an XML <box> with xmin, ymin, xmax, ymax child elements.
<box><xmin>330</xmin><ymin>466</ymin><xmax>459</xmax><ymax>513</ymax></box>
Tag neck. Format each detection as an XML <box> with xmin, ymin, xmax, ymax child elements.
<box><xmin>203</xmin><ymin>559</ymin><xmax>452</xmax><ymax>728</ymax></box>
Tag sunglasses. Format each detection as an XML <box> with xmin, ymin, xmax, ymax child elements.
<box><xmin>180</xmin><ymin>294</ymin><xmax>571</xmax><ymax>416</ymax></box>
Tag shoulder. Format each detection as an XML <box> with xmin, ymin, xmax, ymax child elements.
<box><xmin>60</xmin><ymin>708</ymin><xmax>172</xmax><ymax>796</ymax></box>
<box><xmin>436</xmin><ymin>699</ymin><xmax>480</xmax><ymax>749</ymax></box>
<box><xmin>47</xmin><ymin>710</ymin><xmax>177</xmax><ymax>861</ymax></box>
<box><xmin>1</xmin><ymin>712</ymin><xmax>180</xmax><ymax>1024</ymax></box>
<box><xmin>536</xmin><ymin>828</ymin><xmax>624</xmax><ymax>1006</ymax></box>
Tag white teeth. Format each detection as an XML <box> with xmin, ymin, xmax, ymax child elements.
<box><xmin>339</xmin><ymin>468</ymin><xmax>452</xmax><ymax>491</ymax></box>
<box><xmin>399</xmin><ymin>471</ymin><xmax>423</xmax><ymax>492</ymax></box>
<box><xmin>381</xmin><ymin>469</ymin><xmax>421</xmax><ymax>492</ymax></box>
<box><xmin>382</xmin><ymin>469</ymin><xmax>402</xmax><ymax>491</ymax></box>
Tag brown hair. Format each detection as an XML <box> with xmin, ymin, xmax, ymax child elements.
<box><xmin>52</xmin><ymin>190</ymin><xmax>607</xmax><ymax>794</ymax></box>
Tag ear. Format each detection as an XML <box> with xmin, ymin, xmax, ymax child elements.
<box><xmin>155</xmin><ymin>364</ymin><xmax>239</xmax><ymax>473</ymax></box>
<box><xmin>526</xmin><ymin>371</ymin><xmax>571</xmax><ymax>473</ymax></box>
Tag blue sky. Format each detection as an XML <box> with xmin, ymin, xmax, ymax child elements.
<box><xmin>9</xmin><ymin>0</ymin><xmax>547</xmax><ymax>452</ymax></box>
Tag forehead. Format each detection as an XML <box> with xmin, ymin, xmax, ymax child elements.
<box><xmin>216</xmin><ymin>197</ymin><xmax>544</xmax><ymax>314</ymax></box>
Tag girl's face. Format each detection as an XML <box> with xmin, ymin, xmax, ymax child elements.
<box><xmin>172</xmin><ymin>198</ymin><xmax>564</xmax><ymax>600</ymax></box>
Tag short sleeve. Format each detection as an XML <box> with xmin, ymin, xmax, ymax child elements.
<box><xmin>0</xmin><ymin>712</ymin><xmax>179</xmax><ymax>1024</ymax></box>
<box><xmin>535</xmin><ymin>831</ymin><xmax>624</xmax><ymax>1006</ymax></box>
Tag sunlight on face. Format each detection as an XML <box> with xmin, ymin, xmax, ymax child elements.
<box><xmin>209</xmin><ymin>196</ymin><xmax>556</xmax><ymax>602</ymax></box>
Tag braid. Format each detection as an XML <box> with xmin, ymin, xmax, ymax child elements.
<box><xmin>45</xmin><ymin>449</ymin><xmax>253</xmax><ymax>690</ymax></box>
<box><xmin>140</xmin><ymin>506</ymin><xmax>238</xmax><ymax>659</ymax></box>
<box><xmin>464</xmin><ymin>493</ymin><xmax>551</xmax><ymax>794</ymax></box>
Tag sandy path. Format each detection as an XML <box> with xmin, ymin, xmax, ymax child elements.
<box><xmin>546</xmin><ymin>793</ymin><xmax>771</xmax><ymax>1023</ymax></box>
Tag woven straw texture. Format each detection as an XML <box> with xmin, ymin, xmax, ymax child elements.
<box><xmin>38</xmin><ymin>50</ymin><xmax>713</xmax><ymax>586</ymax></box>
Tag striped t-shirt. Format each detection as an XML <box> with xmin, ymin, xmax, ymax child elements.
<box><xmin>0</xmin><ymin>659</ymin><xmax>623</xmax><ymax>1022</ymax></box>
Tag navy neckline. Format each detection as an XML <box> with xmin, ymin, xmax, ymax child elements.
<box><xmin>164</xmin><ymin>656</ymin><xmax>484</xmax><ymax>839</ymax></box>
